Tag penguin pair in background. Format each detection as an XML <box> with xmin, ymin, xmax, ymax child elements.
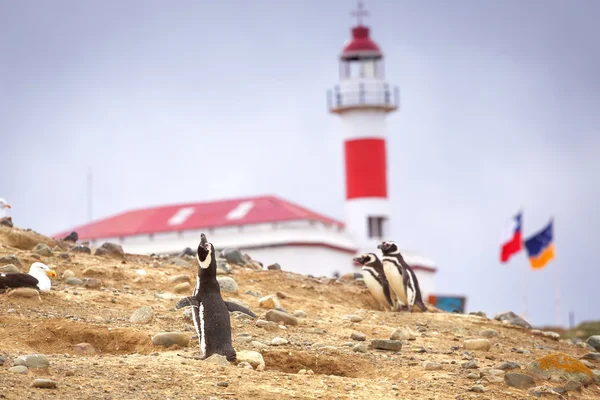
<box><xmin>378</xmin><ymin>241</ymin><xmax>428</xmax><ymax>312</ymax></box>
<box><xmin>353</xmin><ymin>252</ymin><xmax>399</xmax><ymax>312</ymax></box>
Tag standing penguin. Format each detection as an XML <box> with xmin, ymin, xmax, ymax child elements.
<box><xmin>352</xmin><ymin>252</ymin><xmax>397</xmax><ymax>311</ymax></box>
<box><xmin>378</xmin><ymin>241</ymin><xmax>428</xmax><ymax>312</ymax></box>
<box><xmin>190</xmin><ymin>233</ymin><xmax>236</xmax><ymax>361</ymax></box>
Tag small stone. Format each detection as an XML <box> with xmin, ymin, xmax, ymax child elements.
<box><xmin>173</xmin><ymin>282</ymin><xmax>191</xmax><ymax>294</ymax></box>
<box><xmin>495</xmin><ymin>361</ymin><xmax>521</xmax><ymax>371</ymax></box>
<box><xmin>94</xmin><ymin>242</ymin><xmax>124</xmax><ymax>259</ymax></box>
<box><xmin>267</xmin><ymin>263</ymin><xmax>281</xmax><ymax>271</ymax></box>
<box><xmin>216</xmin><ymin>381</ymin><xmax>229</xmax><ymax>388</ymax></box>
<box><xmin>151</xmin><ymin>332</ymin><xmax>190</xmax><ymax>347</ymax></box>
<box><xmin>527</xmin><ymin>353</ymin><xmax>594</xmax><ymax>385</ymax></box>
<box><xmin>238</xmin><ymin>361</ymin><xmax>253</xmax><ymax>369</ymax></box>
<box><xmin>479</xmin><ymin>329</ymin><xmax>498</xmax><ymax>338</ymax></box>
<box><xmin>504</xmin><ymin>372</ymin><xmax>536</xmax><ymax>389</ymax></box>
<box><xmin>216</xmin><ymin>277</ymin><xmax>238</xmax><ymax>293</ymax></box>
<box><xmin>352</xmin><ymin>344</ymin><xmax>367</xmax><ymax>353</ymax></box>
<box><xmin>564</xmin><ymin>380</ymin><xmax>582</xmax><ymax>391</ymax></box>
<box><xmin>14</xmin><ymin>354</ymin><xmax>49</xmax><ymax>369</ymax></box>
<box><xmin>464</xmin><ymin>339</ymin><xmax>491</xmax><ymax>351</ymax></box>
<box><xmin>293</xmin><ymin>310</ymin><xmax>307</xmax><ymax>318</ymax></box>
<box><xmin>470</xmin><ymin>385</ymin><xmax>485</xmax><ymax>393</ymax></box>
<box><xmin>271</xmin><ymin>337</ymin><xmax>288</xmax><ymax>346</ymax></box>
<box><xmin>71</xmin><ymin>245</ymin><xmax>92</xmax><ymax>254</ymax></box>
<box><xmin>204</xmin><ymin>354</ymin><xmax>230</xmax><ymax>367</ymax></box>
<box><xmin>390</xmin><ymin>328</ymin><xmax>415</xmax><ymax>341</ymax></box>
<box><xmin>255</xmin><ymin>319</ymin><xmax>279</xmax><ymax>331</ymax></box>
<box><xmin>265</xmin><ymin>309</ymin><xmax>298</xmax><ymax>326</ymax></box>
<box><xmin>531</xmin><ymin>329</ymin><xmax>543</xmax><ymax>336</ymax></box>
<box><xmin>8</xmin><ymin>287</ymin><xmax>39</xmax><ymax>298</ymax></box>
<box><xmin>581</xmin><ymin>360</ymin><xmax>595</xmax><ymax>368</ymax></box>
<box><xmin>582</xmin><ymin>352</ymin><xmax>600</xmax><ymax>361</ymax></box>
<box><xmin>462</xmin><ymin>361</ymin><xmax>479</xmax><ymax>369</ymax></box>
<box><xmin>65</xmin><ymin>277</ymin><xmax>83</xmax><ymax>286</ymax></box>
<box><xmin>371</xmin><ymin>339</ymin><xmax>402</xmax><ymax>351</ymax></box>
<box><xmin>494</xmin><ymin>311</ymin><xmax>531</xmax><ymax>328</ymax></box>
<box><xmin>252</xmin><ymin>341</ymin><xmax>268</xmax><ymax>350</ymax></box>
<box><xmin>33</xmin><ymin>243</ymin><xmax>53</xmax><ymax>256</ymax></box>
<box><xmin>61</xmin><ymin>269</ymin><xmax>75</xmax><ymax>279</ymax></box>
<box><xmin>467</xmin><ymin>372</ymin><xmax>480</xmax><ymax>379</ymax></box>
<box><xmin>351</xmin><ymin>332</ymin><xmax>366</xmax><ymax>341</ymax></box>
<box><xmin>423</xmin><ymin>361</ymin><xmax>442</xmax><ymax>370</ymax></box>
<box><xmin>8</xmin><ymin>366</ymin><xmax>28</xmax><ymax>374</ymax></box>
<box><xmin>82</xmin><ymin>266</ymin><xmax>109</xmax><ymax>276</ymax></box>
<box><xmin>469</xmin><ymin>311</ymin><xmax>487</xmax><ymax>318</ymax></box>
<box><xmin>235</xmin><ymin>350</ymin><xmax>265</xmax><ymax>370</ymax></box>
<box><xmin>542</xmin><ymin>331</ymin><xmax>560</xmax><ymax>341</ymax></box>
<box><xmin>0</xmin><ymin>264</ymin><xmax>19</xmax><ymax>273</ymax></box>
<box><xmin>83</xmin><ymin>278</ymin><xmax>102</xmax><ymax>289</ymax></box>
<box><xmin>168</xmin><ymin>275</ymin><xmax>191</xmax><ymax>284</ymax></box>
<box><xmin>0</xmin><ymin>255</ymin><xmax>22</xmax><ymax>267</ymax></box>
<box><xmin>344</xmin><ymin>314</ymin><xmax>363</xmax><ymax>323</ymax></box>
<box><xmin>258</xmin><ymin>295</ymin><xmax>281</xmax><ymax>309</ymax></box>
<box><xmin>130</xmin><ymin>306</ymin><xmax>154</xmax><ymax>324</ymax></box>
<box><xmin>31</xmin><ymin>379</ymin><xmax>57</xmax><ymax>389</ymax></box>
<box><xmin>586</xmin><ymin>335</ymin><xmax>600</xmax><ymax>352</ymax></box>
<box><xmin>73</xmin><ymin>343</ymin><xmax>96</xmax><ymax>355</ymax></box>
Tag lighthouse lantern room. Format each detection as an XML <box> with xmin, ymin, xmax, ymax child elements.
<box><xmin>328</xmin><ymin>1</ymin><xmax>399</xmax><ymax>254</ymax></box>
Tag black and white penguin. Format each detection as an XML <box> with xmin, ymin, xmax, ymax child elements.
<box><xmin>0</xmin><ymin>262</ymin><xmax>57</xmax><ymax>292</ymax></box>
<box><xmin>378</xmin><ymin>241</ymin><xmax>428</xmax><ymax>312</ymax></box>
<box><xmin>189</xmin><ymin>233</ymin><xmax>237</xmax><ymax>361</ymax></box>
<box><xmin>352</xmin><ymin>252</ymin><xmax>396</xmax><ymax>311</ymax></box>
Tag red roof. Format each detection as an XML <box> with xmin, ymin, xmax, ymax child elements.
<box><xmin>53</xmin><ymin>195</ymin><xmax>344</xmax><ymax>240</ymax></box>
<box><xmin>341</xmin><ymin>26</ymin><xmax>382</xmax><ymax>58</ymax></box>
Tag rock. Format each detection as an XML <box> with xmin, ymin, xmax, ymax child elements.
<box><xmin>1</xmin><ymin>216</ymin><xmax>14</xmax><ymax>227</ymax></box>
<box><xmin>83</xmin><ymin>278</ymin><xmax>102</xmax><ymax>289</ymax></box>
<box><xmin>130</xmin><ymin>306</ymin><xmax>154</xmax><ymax>324</ymax></box>
<box><xmin>220</xmin><ymin>248</ymin><xmax>247</xmax><ymax>266</ymax></box>
<box><xmin>0</xmin><ymin>254</ymin><xmax>22</xmax><ymax>267</ymax></box>
<box><xmin>94</xmin><ymin>242</ymin><xmax>125</xmax><ymax>259</ymax></box>
<box><xmin>495</xmin><ymin>361</ymin><xmax>521</xmax><ymax>371</ymax></box>
<box><xmin>587</xmin><ymin>335</ymin><xmax>600</xmax><ymax>352</ymax></box>
<box><xmin>267</xmin><ymin>263</ymin><xmax>281</xmax><ymax>271</ymax></box>
<box><xmin>344</xmin><ymin>314</ymin><xmax>363</xmax><ymax>323</ymax></box>
<box><xmin>65</xmin><ymin>277</ymin><xmax>83</xmax><ymax>286</ymax></box>
<box><xmin>390</xmin><ymin>328</ymin><xmax>415</xmax><ymax>341</ymax></box>
<box><xmin>252</xmin><ymin>341</ymin><xmax>268</xmax><ymax>350</ymax></box>
<box><xmin>235</xmin><ymin>350</ymin><xmax>265</xmax><ymax>370</ymax></box>
<box><xmin>178</xmin><ymin>247</ymin><xmax>195</xmax><ymax>257</ymax></box>
<box><xmin>265</xmin><ymin>309</ymin><xmax>298</xmax><ymax>326</ymax></box>
<box><xmin>32</xmin><ymin>243</ymin><xmax>53</xmax><ymax>256</ymax></box>
<box><xmin>31</xmin><ymin>379</ymin><xmax>57</xmax><ymax>389</ymax></box>
<box><xmin>504</xmin><ymin>372</ymin><xmax>536</xmax><ymax>389</ymax></box>
<box><xmin>8</xmin><ymin>287</ymin><xmax>39</xmax><ymax>298</ymax></box>
<box><xmin>204</xmin><ymin>354</ymin><xmax>230</xmax><ymax>367</ymax></box>
<box><xmin>463</xmin><ymin>339</ymin><xmax>491</xmax><ymax>351</ymax></box>
<box><xmin>494</xmin><ymin>311</ymin><xmax>531</xmax><ymax>329</ymax></box>
<box><xmin>462</xmin><ymin>361</ymin><xmax>479</xmax><ymax>369</ymax></box>
<box><xmin>71</xmin><ymin>245</ymin><xmax>91</xmax><ymax>254</ymax></box>
<box><xmin>216</xmin><ymin>261</ymin><xmax>232</xmax><ymax>275</ymax></box>
<box><xmin>582</xmin><ymin>352</ymin><xmax>600</xmax><ymax>361</ymax></box>
<box><xmin>168</xmin><ymin>275</ymin><xmax>191</xmax><ymax>284</ymax></box>
<box><xmin>527</xmin><ymin>353</ymin><xmax>594</xmax><ymax>385</ymax></box>
<box><xmin>564</xmin><ymin>380</ymin><xmax>582</xmax><ymax>391</ymax></box>
<box><xmin>0</xmin><ymin>264</ymin><xmax>19</xmax><ymax>273</ymax></box>
<box><xmin>293</xmin><ymin>310</ymin><xmax>307</xmax><ymax>318</ymax></box>
<box><xmin>469</xmin><ymin>311</ymin><xmax>487</xmax><ymax>318</ymax></box>
<box><xmin>581</xmin><ymin>360</ymin><xmax>595</xmax><ymax>369</ymax></box>
<box><xmin>467</xmin><ymin>372</ymin><xmax>481</xmax><ymax>379</ymax></box>
<box><xmin>82</xmin><ymin>266</ymin><xmax>109</xmax><ymax>276</ymax></box>
<box><xmin>271</xmin><ymin>337</ymin><xmax>288</xmax><ymax>346</ymax></box>
<box><xmin>258</xmin><ymin>295</ymin><xmax>281</xmax><ymax>309</ymax></box>
<box><xmin>63</xmin><ymin>231</ymin><xmax>78</xmax><ymax>242</ymax></box>
<box><xmin>8</xmin><ymin>366</ymin><xmax>28</xmax><ymax>374</ymax></box>
<box><xmin>531</xmin><ymin>329</ymin><xmax>543</xmax><ymax>336</ymax></box>
<box><xmin>173</xmin><ymin>282</ymin><xmax>191</xmax><ymax>294</ymax></box>
<box><xmin>592</xmin><ymin>369</ymin><xmax>600</xmax><ymax>385</ymax></box>
<box><xmin>352</xmin><ymin>344</ymin><xmax>367</xmax><ymax>353</ymax></box>
<box><xmin>479</xmin><ymin>329</ymin><xmax>499</xmax><ymax>338</ymax></box>
<box><xmin>423</xmin><ymin>361</ymin><xmax>442</xmax><ymax>370</ymax></box>
<box><xmin>469</xmin><ymin>385</ymin><xmax>485</xmax><ymax>393</ymax></box>
<box><xmin>542</xmin><ymin>331</ymin><xmax>560</xmax><ymax>341</ymax></box>
<box><xmin>151</xmin><ymin>332</ymin><xmax>190</xmax><ymax>347</ymax></box>
<box><xmin>351</xmin><ymin>332</ymin><xmax>366</xmax><ymax>341</ymax></box>
<box><xmin>216</xmin><ymin>277</ymin><xmax>238</xmax><ymax>293</ymax></box>
<box><xmin>73</xmin><ymin>343</ymin><xmax>96</xmax><ymax>355</ymax></box>
<box><xmin>14</xmin><ymin>354</ymin><xmax>49</xmax><ymax>369</ymax></box>
<box><xmin>371</xmin><ymin>340</ymin><xmax>402</xmax><ymax>351</ymax></box>
<box><xmin>62</xmin><ymin>269</ymin><xmax>75</xmax><ymax>279</ymax></box>
<box><xmin>255</xmin><ymin>319</ymin><xmax>279</xmax><ymax>331</ymax></box>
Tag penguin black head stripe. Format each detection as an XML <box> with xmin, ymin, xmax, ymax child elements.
<box><xmin>378</xmin><ymin>240</ymin><xmax>400</xmax><ymax>255</ymax></box>
<box><xmin>353</xmin><ymin>252</ymin><xmax>377</xmax><ymax>266</ymax></box>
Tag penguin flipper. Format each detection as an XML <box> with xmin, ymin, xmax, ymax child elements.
<box><xmin>224</xmin><ymin>301</ymin><xmax>257</xmax><ymax>318</ymax></box>
<box><xmin>175</xmin><ymin>296</ymin><xmax>198</xmax><ymax>309</ymax></box>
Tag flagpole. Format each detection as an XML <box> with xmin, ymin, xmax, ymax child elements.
<box><xmin>522</xmin><ymin>255</ymin><xmax>528</xmax><ymax>319</ymax></box>
<box><xmin>553</xmin><ymin>218</ymin><xmax>560</xmax><ymax>326</ymax></box>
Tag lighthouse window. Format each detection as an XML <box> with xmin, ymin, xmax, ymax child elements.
<box><xmin>368</xmin><ymin>216</ymin><xmax>387</xmax><ymax>239</ymax></box>
<box><xmin>361</xmin><ymin>60</ymin><xmax>376</xmax><ymax>78</ymax></box>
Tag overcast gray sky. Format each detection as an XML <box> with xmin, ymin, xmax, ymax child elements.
<box><xmin>1</xmin><ymin>0</ymin><xmax>598</xmax><ymax>328</ymax></box>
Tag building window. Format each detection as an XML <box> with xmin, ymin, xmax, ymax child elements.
<box><xmin>368</xmin><ymin>216</ymin><xmax>387</xmax><ymax>239</ymax></box>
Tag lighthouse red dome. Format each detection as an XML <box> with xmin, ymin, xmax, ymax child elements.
<box><xmin>341</xmin><ymin>26</ymin><xmax>382</xmax><ymax>59</ymax></box>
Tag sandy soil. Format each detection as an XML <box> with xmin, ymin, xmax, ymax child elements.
<box><xmin>0</xmin><ymin>226</ymin><xmax>598</xmax><ymax>400</ymax></box>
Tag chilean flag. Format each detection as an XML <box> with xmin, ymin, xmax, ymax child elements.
<box><xmin>500</xmin><ymin>212</ymin><xmax>523</xmax><ymax>263</ymax></box>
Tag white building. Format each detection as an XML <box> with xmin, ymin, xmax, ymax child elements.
<box><xmin>53</xmin><ymin>8</ymin><xmax>439</xmax><ymax>299</ymax></box>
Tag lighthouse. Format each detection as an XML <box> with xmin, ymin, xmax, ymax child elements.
<box><xmin>328</xmin><ymin>1</ymin><xmax>399</xmax><ymax>254</ymax></box>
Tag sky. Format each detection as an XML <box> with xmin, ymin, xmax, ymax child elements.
<box><xmin>1</xmin><ymin>0</ymin><xmax>599</xmax><ymax>328</ymax></box>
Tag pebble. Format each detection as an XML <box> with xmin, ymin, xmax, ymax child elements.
<box><xmin>33</xmin><ymin>243</ymin><xmax>53</xmax><ymax>256</ymax></box>
<box><xmin>14</xmin><ymin>354</ymin><xmax>49</xmax><ymax>368</ymax></box>
<box><xmin>151</xmin><ymin>332</ymin><xmax>190</xmax><ymax>347</ymax></box>
<box><xmin>462</xmin><ymin>361</ymin><xmax>479</xmax><ymax>369</ymax></box>
<box><xmin>479</xmin><ymin>329</ymin><xmax>498</xmax><ymax>338</ymax></box>
<box><xmin>71</xmin><ymin>245</ymin><xmax>92</xmax><ymax>254</ymax></box>
<box><xmin>581</xmin><ymin>359</ymin><xmax>595</xmax><ymax>369</ymax></box>
<box><xmin>467</xmin><ymin>372</ymin><xmax>480</xmax><ymax>379</ymax></box>
<box><xmin>344</xmin><ymin>315</ymin><xmax>363</xmax><ymax>323</ymax></box>
<box><xmin>542</xmin><ymin>331</ymin><xmax>560</xmax><ymax>341</ymax></box>
<box><xmin>252</xmin><ymin>341</ymin><xmax>269</xmax><ymax>350</ymax></box>
<box><xmin>531</xmin><ymin>329</ymin><xmax>543</xmax><ymax>336</ymax></box>
<box><xmin>587</xmin><ymin>335</ymin><xmax>600</xmax><ymax>352</ymax></box>
<box><xmin>130</xmin><ymin>306</ymin><xmax>154</xmax><ymax>324</ymax></box>
<box><xmin>258</xmin><ymin>295</ymin><xmax>281</xmax><ymax>309</ymax></box>
<box><xmin>564</xmin><ymin>380</ymin><xmax>582</xmax><ymax>391</ymax></box>
<box><xmin>469</xmin><ymin>385</ymin><xmax>485</xmax><ymax>393</ymax></box>
<box><xmin>168</xmin><ymin>275</ymin><xmax>191</xmax><ymax>284</ymax></box>
<box><xmin>271</xmin><ymin>337</ymin><xmax>289</xmax><ymax>346</ymax></box>
<box><xmin>0</xmin><ymin>255</ymin><xmax>22</xmax><ymax>267</ymax></box>
<box><xmin>351</xmin><ymin>332</ymin><xmax>366</xmax><ymax>341</ymax></box>
<box><xmin>495</xmin><ymin>361</ymin><xmax>520</xmax><ymax>370</ymax></box>
<box><xmin>390</xmin><ymin>327</ymin><xmax>415</xmax><ymax>341</ymax></box>
<box><xmin>582</xmin><ymin>352</ymin><xmax>600</xmax><ymax>361</ymax></box>
<box><xmin>236</xmin><ymin>350</ymin><xmax>265</xmax><ymax>370</ymax></box>
<box><xmin>0</xmin><ymin>264</ymin><xmax>20</xmax><ymax>273</ymax></box>
<box><xmin>293</xmin><ymin>310</ymin><xmax>307</xmax><ymax>318</ymax></box>
<box><xmin>65</xmin><ymin>277</ymin><xmax>83</xmax><ymax>286</ymax></box>
<box><xmin>84</xmin><ymin>278</ymin><xmax>102</xmax><ymax>289</ymax></box>
<box><xmin>371</xmin><ymin>339</ymin><xmax>402</xmax><ymax>351</ymax></box>
<box><xmin>238</xmin><ymin>361</ymin><xmax>253</xmax><ymax>369</ymax></box>
<box><xmin>173</xmin><ymin>282</ymin><xmax>191</xmax><ymax>294</ymax></box>
<box><xmin>216</xmin><ymin>277</ymin><xmax>238</xmax><ymax>293</ymax></box>
<box><xmin>504</xmin><ymin>372</ymin><xmax>536</xmax><ymax>389</ymax></box>
<box><xmin>265</xmin><ymin>309</ymin><xmax>298</xmax><ymax>326</ymax></box>
<box><xmin>423</xmin><ymin>361</ymin><xmax>442</xmax><ymax>370</ymax></box>
<box><xmin>8</xmin><ymin>366</ymin><xmax>28</xmax><ymax>374</ymax></box>
<box><xmin>463</xmin><ymin>339</ymin><xmax>491</xmax><ymax>351</ymax></box>
<box><xmin>31</xmin><ymin>379</ymin><xmax>58</xmax><ymax>389</ymax></box>
<box><xmin>204</xmin><ymin>354</ymin><xmax>229</xmax><ymax>367</ymax></box>
<box><xmin>255</xmin><ymin>319</ymin><xmax>279</xmax><ymax>331</ymax></box>
<box><xmin>494</xmin><ymin>311</ymin><xmax>532</xmax><ymax>329</ymax></box>
<box><xmin>352</xmin><ymin>344</ymin><xmax>367</xmax><ymax>353</ymax></box>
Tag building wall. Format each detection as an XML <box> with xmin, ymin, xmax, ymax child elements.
<box><xmin>413</xmin><ymin>269</ymin><xmax>436</xmax><ymax>302</ymax></box>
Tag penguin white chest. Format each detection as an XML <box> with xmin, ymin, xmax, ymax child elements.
<box><xmin>382</xmin><ymin>260</ymin><xmax>407</xmax><ymax>305</ymax></box>
<box><xmin>191</xmin><ymin>302</ymin><xmax>207</xmax><ymax>357</ymax></box>
<box><xmin>362</xmin><ymin>271</ymin><xmax>389</xmax><ymax>309</ymax></box>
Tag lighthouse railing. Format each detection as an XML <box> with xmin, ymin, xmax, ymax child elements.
<box><xmin>327</xmin><ymin>82</ymin><xmax>399</xmax><ymax>111</ymax></box>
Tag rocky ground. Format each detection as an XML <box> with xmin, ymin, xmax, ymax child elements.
<box><xmin>1</xmin><ymin>225</ymin><xmax>599</xmax><ymax>400</ymax></box>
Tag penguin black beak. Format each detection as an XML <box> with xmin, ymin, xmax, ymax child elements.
<box><xmin>377</xmin><ymin>244</ymin><xmax>383</xmax><ymax>250</ymax></box>
<box><xmin>352</xmin><ymin>256</ymin><xmax>364</xmax><ymax>264</ymax></box>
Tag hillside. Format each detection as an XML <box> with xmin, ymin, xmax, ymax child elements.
<box><xmin>1</xmin><ymin>225</ymin><xmax>599</xmax><ymax>399</ymax></box>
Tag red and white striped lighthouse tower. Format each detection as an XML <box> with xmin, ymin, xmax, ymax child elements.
<box><xmin>328</xmin><ymin>1</ymin><xmax>399</xmax><ymax>253</ymax></box>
